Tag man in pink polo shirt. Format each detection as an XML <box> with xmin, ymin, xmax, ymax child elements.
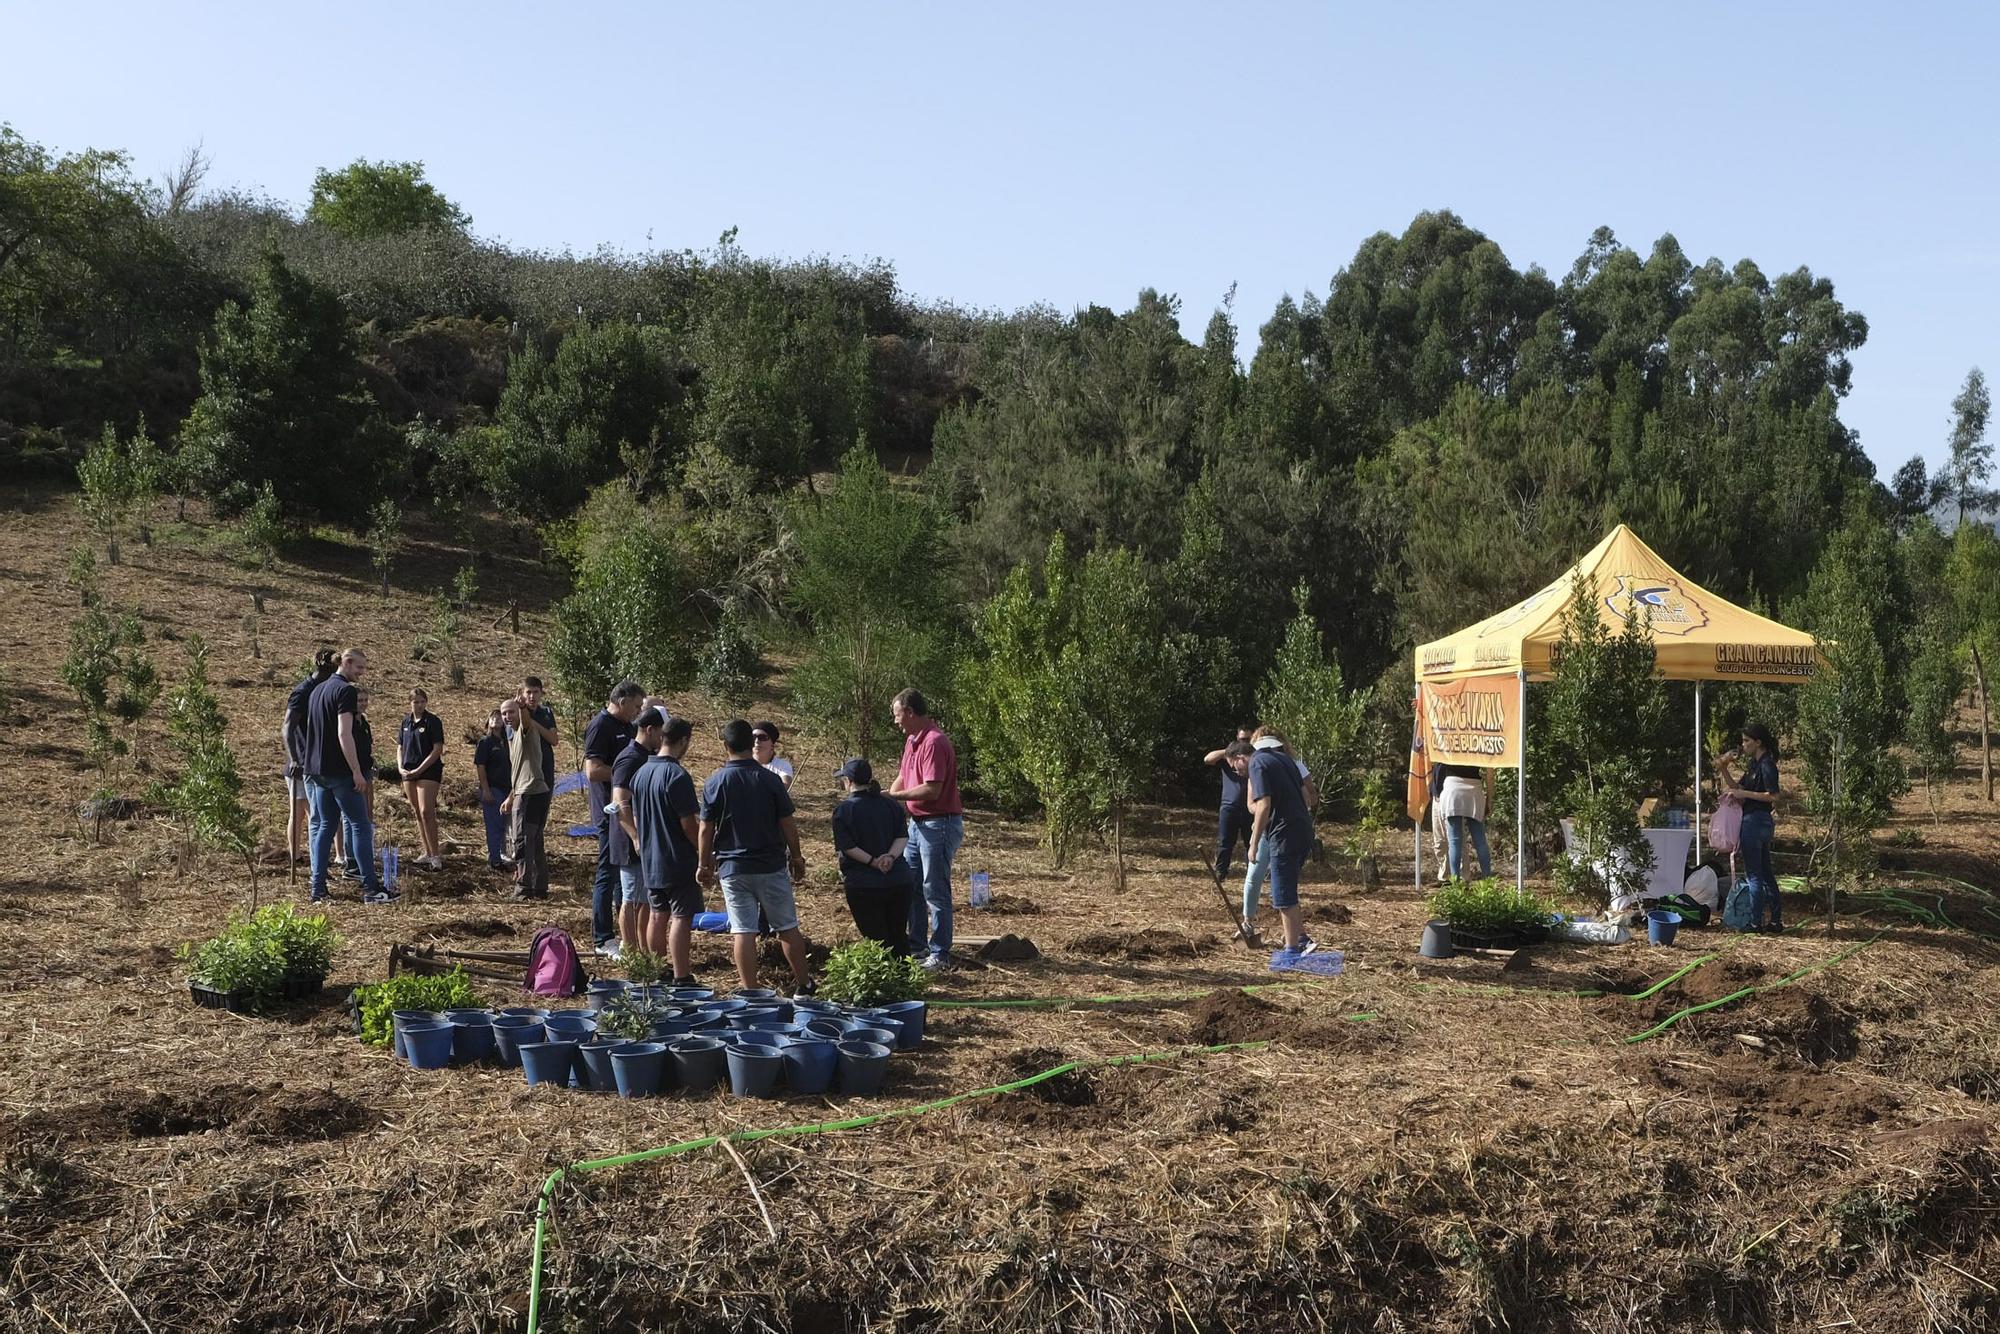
<box><xmin>882</xmin><ymin>687</ymin><xmax>962</xmax><ymax>971</ymax></box>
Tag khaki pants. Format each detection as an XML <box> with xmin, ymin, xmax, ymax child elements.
<box><xmin>508</xmin><ymin>792</ymin><xmax>550</xmax><ymax>895</ymax></box>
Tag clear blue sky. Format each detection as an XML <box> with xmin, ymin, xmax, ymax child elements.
<box><xmin>14</xmin><ymin>0</ymin><xmax>1997</xmax><ymax>476</ymax></box>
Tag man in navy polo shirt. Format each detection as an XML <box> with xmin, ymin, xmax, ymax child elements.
<box><xmin>632</xmin><ymin>715</ymin><xmax>704</xmax><ymax>986</ymax></box>
<box><xmin>697</xmin><ymin>718</ymin><xmax>814</xmax><ymax>994</ymax></box>
<box><xmin>283</xmin><ymin>648</ymin><xmax>336</xmax><ymax>869</ymax></box>
<box><xmin>582</xmin><ymin>680</ymin><xmax>644</xmax><ymax>958</ymax></box>
<box><xmin>1232</xmin><ymin>738</ymin><xmax>1315</xmax><ymax>955</ymax></box>
<box><xmin>303</xmin><ymin>647</ymin><xmax>394</xmax><ymax>904</ymax></box>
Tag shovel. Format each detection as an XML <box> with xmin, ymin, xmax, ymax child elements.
<box><xmin>1195</xmin><ymin>846</ymin><xmax>1263</xmax><ymax>950</ymax></box>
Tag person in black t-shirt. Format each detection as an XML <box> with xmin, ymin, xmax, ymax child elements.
<box><xmin>282</xmin><ymin>649</ymin><xmax>337</xmax><ymax>869</ymax></box>
<box><xmin>832</xmin><ymin>758</ymin><xmax>918</xmax><ymax>954</ymax></box>
<box><xmin>582</xmin><ymin>680</ymin><xmax>644</xmax><ymax>958</ymax></box>
<box><xmin>398</xmin><ymin>687</ymin><xmax>447</xmax><ymax>871</ymax></box>
<box><xmin>473</xmin><ymin>709</ymin><xmax>511</xmax><ymax>870</ymax></box>
<box><xmin>304</xmin><ymin>648</ymin><xmax>393</xmax><ymax>904</ymax></box>
<box><xmin>1202</xmin><ymin>726</ymin><xmax>1254</xmax><ymax>878</ymax></box>
<box><xmin>631</xmin><ymin>715</ymin><xmax>704</xmax><ymax>984</ymax></box>
<box><xmin>610</xmin><ymin>707</ymin><xmax>664</xmax><ymax>956</ymax></box>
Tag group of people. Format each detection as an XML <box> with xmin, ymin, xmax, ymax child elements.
<box><xmin>1203</xmin><ymin>725</ymin><xmax>1322</xmax><ymax>956</ymax></box>
<box><xmin>281</xmin><ymin>654</ymin><xmax>969</xmax><ymax>989</ymax></box>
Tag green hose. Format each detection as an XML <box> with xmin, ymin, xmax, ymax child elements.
<box><xmin>524</xmin><ymin>1040</ymin><xmax>1271</xmax><ymax>1334</ymax></box>
<box><xmin>1616</xmin><ymin>936</ymin><xmax>1880</xmax><ymax>1048</ymax></box>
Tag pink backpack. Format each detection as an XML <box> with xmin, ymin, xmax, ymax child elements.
<box><xmin>524</xmin><ymin>927</ymin><xmax>586</xmax><ymax>997</ymax></box>
<box><xmin>1707</xmin><ymin>796</ymin><xmax>1742</xmax><ymax>854</ymax></box>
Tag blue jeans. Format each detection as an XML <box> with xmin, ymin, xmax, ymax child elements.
<box><xmin>592</xmin><ymin>827</ymin><xmax>618</xmax><ymax>946</ymax></box>
<box><xmin>308</xmin><ymin>776</ymin><xmax>379</xmax><ymax>896</ymax></box>
<box><xmin>1215</xmin><ymin>804</ymin><xmax>1252</xmax><ymax>878</ymax></box>
<box><xmin>1740</xmin><ymin>811</ymin><xmax>1779</xmax><ymax>926</ymax></box>
<box><xmin>480</xmin><ymin>796</ymin><xmax>507</xmax><ymax>866</ymax></box>
<box><xmin>904</xmin><ymin>815</ymin><xmax>963</xmax><ymax>957</ymax></box>
<box><xmin>1242</xmin><ymin>836</ymin><xmax>1273</xmax><ymax>924</ymax></box>
<box><xmin>1446</xmin><ymin>816</ymin><xmax>1492</xmax><ymax>880</ymax></box>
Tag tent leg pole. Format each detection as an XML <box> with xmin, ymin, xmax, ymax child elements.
<box><xmin>1516</xmin><ymin>668</ymin><xmax>1527</xmax><ymax>897</ymax></box>
<box><xmin>1694</xmin><ymin>681</ymin><xmax>1704</xmax><ymax>865</ymax></box>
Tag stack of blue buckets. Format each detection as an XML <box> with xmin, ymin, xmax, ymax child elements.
<box><xmin>387</xmin><ymin>983</ymin><xmax>925</xmax><ymax>1099</ymax></box>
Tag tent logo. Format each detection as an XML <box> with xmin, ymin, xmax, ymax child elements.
<box><xmin>1605</xmin><ymin>575</ymin><xmax>1708</xmax><ymax>636</ymax></box>
<box><xmin>1477</xmin><ymin>585</ymin><xmax>1556</xmax><ymax>638</ymax></box>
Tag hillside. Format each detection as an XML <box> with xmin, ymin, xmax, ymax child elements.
<box><xmin>2</xmin><ymin>490</ymin><xmax>1998</xmax><ymax>1333</ymax></box>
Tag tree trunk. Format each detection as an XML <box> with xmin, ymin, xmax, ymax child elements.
<box><xmin>1111</xmin><ymin>801</ymin><xmax>1125</xmax><ymax>892</ymax></box>
<box><xmin>1974</xmin><ymin>643</ymin><xmax>1993</xmax><ymax>802</ymax></box>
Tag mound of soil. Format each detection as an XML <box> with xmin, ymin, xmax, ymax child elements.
<box><xmin>1068</xmin><ymin>928</ymin><xmax>1215</xmax><ymax>960</ymax></box>
<box><xmin>974</xmin><ymin>893</ymin><xmax>1041</xmax><ymax>915</ymax></box>
<box><xmin>21</xmin><ymin>1085</ymin><xmax>376</xmax><ymax>1145</ymax></box>
<box><xmin>1184</xmin><ymin>988</ymin><xmax>1386</xmax><ymax>1051</ymax></box>
<box><xmin>1625</xmin><ymin>1049</ymin><xmax>1894</xmax><ymax>1127</ymax></box>
<box><xmin>1635</xmin><ymin>956</ymin><xmax>1770</xmax><ymax>1015</ymax></box>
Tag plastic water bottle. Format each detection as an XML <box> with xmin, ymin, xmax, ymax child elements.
<box><xmin>969</xmin><ymin>871</ymin><xmax>992</xmax><ymax>907</ymax></box>
<box><xmin>382</xmin><ymin>845</ymin><xmax>399</xmax><ymax>891</ymax></box>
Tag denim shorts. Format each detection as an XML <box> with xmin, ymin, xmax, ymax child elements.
<box><xmin>1266</xmin><ymin>840</ymin><xmax>1307</xmax><ymax>910</ymax></box>
<box><xmin>618</xmin><ymin>864</ymin><xmax>643</xmax><ymax>905</ymax></box>
<box><xmin>721</xmin><ymin>869</ymin><xmax>798</xmax><ymax>934</ymax></box>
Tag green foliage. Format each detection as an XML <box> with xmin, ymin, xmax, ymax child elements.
<box><xmin>177</xmin><ymin>250</ymin><xmax>391</xmax><ymax>524</ymax></box>
<box><xmin>425</xmin><ymin>595</ymin><xmax>465</xmax><ymax>687</ymax></box>
<box><xmin>621</xmin><ymin>948</ymin><xmax>667</xmax><ymax>986</ymax></box>
<box><xmin>182</xmin><ymin>904</ymin><xmax>339</xmax><ymax>1008</ymax></box>
<box><xmin>365</xmin><ymin>497</ymin><xmax>401</xmax><ymax>594</ymax></box>
<box><xmin>546</xmin><ymin>484</ymin><xmax>703</xmax><ymax>703</ymax></box>
<box><xmin>237</xmin><ymin>481</ymin><xmax>287</xmax><ymax>568</ymax></box>
<box><xmin>1796</xmin><ymin>507</ymin><xmax>1910</xmax><ymax>861</ymax></box>
<box><xmin>352</xmin><ymin>969</ymin><xmax>480</xmax><ymax>1046</ymax></box>
<box><xmin>1344</xmin><ymin>768</ymin><xmax>1402</xmax><ymax>862</ymax></box>
<box><xmin>1255</xmin><ymin>583</ymin><xmax>1370</xmax><ymax>809</ymax></box>
<box><xmin>1939</xmin><ymin>367</ymin><xmax>1993</xmax><ymax>525</ymax></box>
<box><xmin>1538</xmin><ymin>573</ymin><xmax>1668</xmax><ymax>907</ymax></box>
<box><xmin>153</xmin><ymin>636</ymin><xmax>260</xmax><ymax>893</ymax></box>
<box><xmin>488</xmin><ymin>322</ymin><xmax>689</xmax><ymax>519</ymax></box>
<box><xmin>77</xmin><ymin>420</ymin><xmax>157</xmax><ymax>563</ymax></box>
<box><xmin>1425</xmin><ymin>878</ymin><xmax>1557</xmax><ymax>935</ymax></box>
<box><xmin>63</xmin><ymin>604</ymin><xmax>150</xmax><ymax>787</ymax></box>
<box><xmin>697</xmin><ymin>604</ymin><xmax>760</xmax><ymax>710</ymax></box>
<box><xmin>306</xmin><ymin>159</ymin><xmax>469</xmax><ymax>238</ymax></box>
<box><xmin>960</xmin><ymin>535</ymin><xmax>1193</xmax><ymax>878</ymax></box>
<box><xmin>63</xmin><ymin>544</ymin><xmax>99</xmax><ymax>605</ymax></box>
<box><xmin>788</xmin><ymin>442</ymin><xmax>954</xmax><ymax>756</ymax></box>
<box><xmin>817</xmin><ymin>938</ymin><xmax>929</xmax><ymax>1006</ymax></box>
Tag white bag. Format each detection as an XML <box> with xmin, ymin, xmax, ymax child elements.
<box><xmin>1682</xmin><ymin>865</ymin><xmax>1719</xmax><ymax>909</ymax></box>
<box><xmin>1556</xmin><ymin>918</ymin><xmax>1631</xmax><ymax>945</ymax></box>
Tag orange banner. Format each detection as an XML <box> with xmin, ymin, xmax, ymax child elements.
<box><xmin>1419</xmin><ymin>673</ymin><xmax>1521</xmax><ymax>769</ymax></box>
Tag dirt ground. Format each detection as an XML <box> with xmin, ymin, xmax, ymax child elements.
<box><xmin>3</xmin><ymin>489</ymin><xmax>1998</xmax><ymax>1333</ymax></box>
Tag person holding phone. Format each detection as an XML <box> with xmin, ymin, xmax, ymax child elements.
<box><xmin>1716</xmin><ymin>722</ymin><xmax>1782</xmax><ymax>933</ymax></box>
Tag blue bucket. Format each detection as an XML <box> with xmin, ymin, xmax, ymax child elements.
<box><xmin>669</xmin><ymin>986</ymin><xmax>715</xmax><ymax>1003</ymax></box>
<box><xmin>490</xmin><ymin>1017</ymin><xmax>545</xmax><ymax>1067</ymax></box>
<box><xmin>803</xmin><ymin>1018</ymin><xmax>847</xmax><ymax>1042</ymax></box>
<box><xmin>495</xmin><ymin>1006</ymin><xmax>548</xmax><ymax>1020</ymax></box>
<box><xmin>576</xmin><ymin>1038</ymin><xmax>621</xmax><ymax>1092</ymax></box>
<box><xmin>543</xmin><ymin>1013</ymin><xmax>598</xmax><ymax>1041</ymax></box>
<box><xmin>726</xmin><ymin>1042</ymin><xmax>785</xmax><ymax>1097</ymax></box>
<box><xmin>881</xmin><ymin>1001</ymin><xmax>927</xmax><ymax>1049</ymax></box>
<box><xmin>1647</xmin><ymin>910</ymin><xmax>1682</xmax><ymax>946</ymax></box>
<box><xmin>390</xmin><ymin>1010</ymin><xmax>442</xmax><ymax>1062</ymax></box>
<box><xmin>836</xmin><ymin>1040</ymin><xmax>892</xmax><ymax>1096</ymax></box>
<box><xmin>780</xmin><ymin>1036</ymin><xmax>838</xmax><ymax>1094</ymax></box>
<box><xmin>402</xmin><ymin>1021</ymin><xmax>456</xmax><ymax>1070</ymax></box>
<box><xmin>610</xmin><ymin>1042</ymin><xmax>669</xmax><ymax>1098</ymax></box>
<box><xmin>844</xmin><ymin>1026</ymin><xmax>898</xmax><ymax>1050</ymax></box>
<box><xmin>449</xmin><ymin>1016</ymin><xmax>496</xmax><ymax>1065</ymax></box>
<box><xmin>671</xmin><ymin>1036</ymin><xmax>727</xmax><ymax>1093</ymax></box>
<box><xmin>734</xmin><ymin>987</ymin><xmax>779</xmax><ymax>1003</ymax></box>
<box><xmin>520</xmin><ymin>1040</ymin><xmax>578</xmax><ymax>1088</ymax></box>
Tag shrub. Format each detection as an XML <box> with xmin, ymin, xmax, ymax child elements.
<box><xmin>352</xmin><ymin>968</ymin><xmax>481</xmax><ymax>1046</ymax></box>
<box><xmin>817</xmin><ymin>939</ymin><xmax>929</xmax><ymax>1006</ymax></box>
<box><xmin>1425</xmin><ymin>878</ymin><xmax>1557</xmax><ymax>936</ymax></box>
<box><xmin>1256</xmin><ymin>583</ymin><xmax>1370</xmax><ymax>810</ymax></box>
<box><xmin>181</xmin><ymin>904</ymin><xmax>339</xmax><ymax>1009</ymax></box>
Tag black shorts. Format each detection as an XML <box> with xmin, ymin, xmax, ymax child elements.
<box><xmin>647</xmin><ymin>881</ymin><xmax>703</xmax><ymax>918</ymax></box>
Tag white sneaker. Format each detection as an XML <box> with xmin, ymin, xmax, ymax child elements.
<box><xmin>595</xmin><ymin>941</ymin><xmax>622</xmax><ymax>959</ymax></box>
<box><xmin>424</xmin><ymin>855</ymin><xmax>444</xmax><ymax>870</ymax></box>
<box><xmin>918</xmin><ymin>952</ymin><xmax>946</xmax><ymax>973</ymax></box>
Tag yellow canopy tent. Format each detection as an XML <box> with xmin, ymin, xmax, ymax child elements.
<box><xmin>1410</xmin><ymin>524</ymin><xmax>1824</xmax><ymax>890</ymax></box>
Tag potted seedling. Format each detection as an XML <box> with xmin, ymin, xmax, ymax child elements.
<box><xmin>182</xmin><ymin>923</ymin><xmax>285</xmax><ymax>1014</ymax></box>
<box><xmin>817</xmin><ymin>939</ymin><xmax>929</xmax><ymax>1007</ymax></box>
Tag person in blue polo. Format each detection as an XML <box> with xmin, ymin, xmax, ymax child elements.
<box><xmin>1230</xmin><ymin>737</ymin><xmax>1316</xmax><ymax>955</ymax></box>
<box><xmin>303</xmin><ymin>647</ymin><xmax>394</xmax><ymax>904</ymax></box>
<box><xmin>630</xmin><ymin>714</ymin><xmax>704</xmax><ymax>987</ymax></box>
<box><xmin>697</xmin><ymin>718</ymin><xmax>814</xmax><ymax>994</ymax></box>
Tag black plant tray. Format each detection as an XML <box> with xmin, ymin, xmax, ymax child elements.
<box><xmin>190</xmin><ymin>980</ymin><xmax>255</xmax><ymax>1014</ymax></box>
<box><xmin>281</xmin><ymin>972</ymin><xmax>325</xmax><ymax>1000</ymax></box>
<box><xmin>1445</xmin><ymin>923</ymin><xmax>1549</xmax><ymax>952</ymax></box>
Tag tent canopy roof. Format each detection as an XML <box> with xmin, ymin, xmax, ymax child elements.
<box><xmin>1413</xmin><ymin>525</ymin><xmax>1822</xmax><ymax>685</ymax></box>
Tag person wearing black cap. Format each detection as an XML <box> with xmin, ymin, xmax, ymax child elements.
<box><xmin>631</xmin><ymin>714</ymin><xmax>704</xmax><ymax>985</ymax></box>
<box><xmin>832</xmin><ymin>758</ymin><xmax>918</xmax><ymax>953</ymax></box>
<box><xmin>611</xmin><ymin>707</ymin><xmax>666</xmax><ymax>956</ymax></box>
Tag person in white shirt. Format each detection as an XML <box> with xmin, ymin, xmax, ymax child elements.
<box><xmin>752</xmin><ymin>720</ymin><xmax>794</xmax><ymax>789</ymax></box>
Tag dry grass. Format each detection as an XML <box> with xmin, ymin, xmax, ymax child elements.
<box><xmin>1</xmin><ymin>487</ymin><xmax>1998</xmax><ymax>1332</ymax></box>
